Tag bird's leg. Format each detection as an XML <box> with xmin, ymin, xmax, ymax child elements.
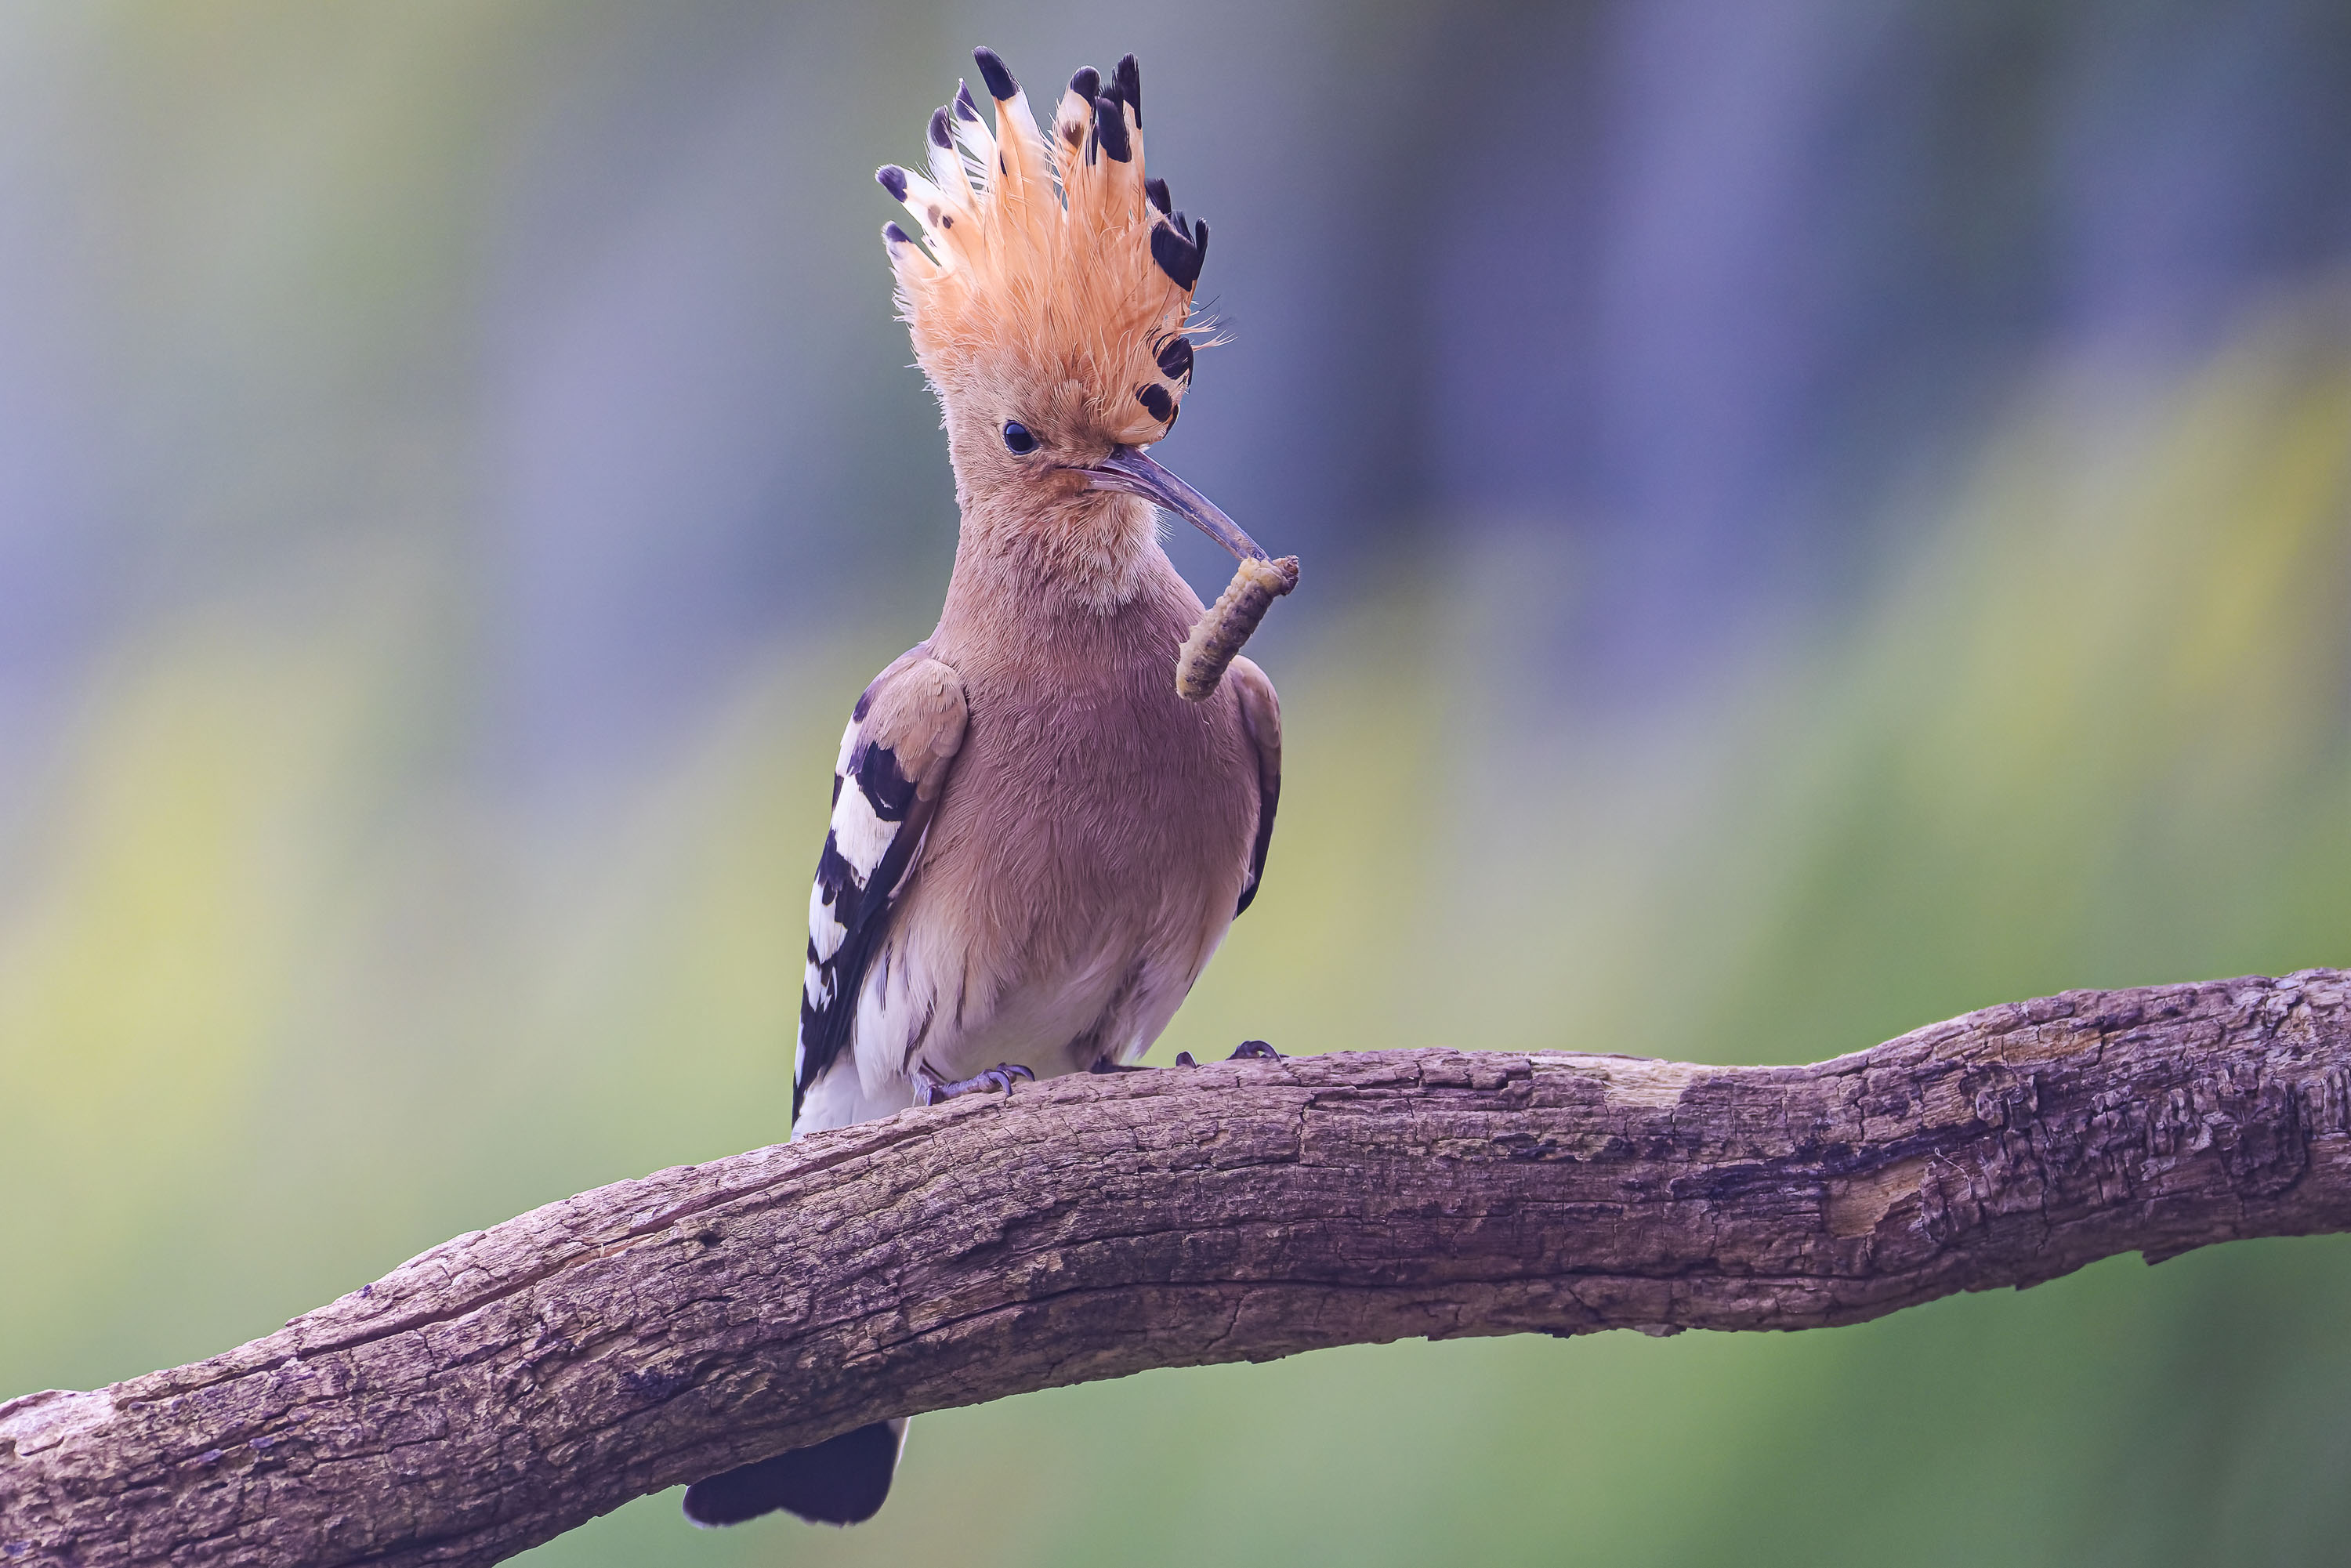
<box><xmin>911</xmin><ymin>1063</ymin><xmax>1036</xmax><ymax>1106</ymax></box>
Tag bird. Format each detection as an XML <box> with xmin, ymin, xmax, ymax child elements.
<box><xmin>680</xmin><ymin>46</ymin><xmax>1283</xmax><ymax>1530</ymax></box>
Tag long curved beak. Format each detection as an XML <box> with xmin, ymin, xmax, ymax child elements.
<box><xmin>1084</xmin><ymin>446</ymin><xmax>1266</xmax><ymax>562</ymax></box>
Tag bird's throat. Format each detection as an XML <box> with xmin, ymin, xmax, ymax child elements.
<box><xmin>950</xmin><ymin>489</ymin><xmax>1162</xmax><ymax>616</ymax></box>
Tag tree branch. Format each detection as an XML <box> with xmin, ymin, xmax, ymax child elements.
<box><xmin>8</xmin><ymin>971</ymin><xmax>2351</xmax><ymax>1565</ymax></box>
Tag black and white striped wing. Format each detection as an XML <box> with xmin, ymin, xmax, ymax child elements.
<box><xmin>795</xmin><ymin>646</ymin><xmax>968</xmax><ymax>1127</ymax></box>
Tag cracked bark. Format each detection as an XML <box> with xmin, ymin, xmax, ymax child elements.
<box><xmin>8</xmin><ymin>970</ymin><xmax>2351</xmax><ymax>1566</ymax></box>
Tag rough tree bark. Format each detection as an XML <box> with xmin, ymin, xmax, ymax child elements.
<box><xmin>7</xmin><ymin>971</ymin><xmax>2351</xmax><ymax>1566</ymax></box>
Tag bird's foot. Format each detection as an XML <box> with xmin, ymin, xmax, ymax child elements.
<box><xmin>911</xmin><ymin>1063</ymin><xmax>1035</xmax><ymax>1106</ymax></box>
<box><xmin>1229</xmin><ymin>1039</ymin><xmax>1283</xmax><ymax>1061</ymax></box>
<box><xmin>1174</xmin><ymin>1051</ymin><xmax>1197</xmax><ymax>1067</ymax></box>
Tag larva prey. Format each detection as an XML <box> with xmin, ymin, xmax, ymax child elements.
<box><xmin>1176</xmin><ymin>553</ymin><xmax>1299</xmax><ymax>701</ymax></box>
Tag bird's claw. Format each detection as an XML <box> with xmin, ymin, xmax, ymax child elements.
<box><xmin>1091</xmin><ymin>1049</ymin><xmax>1245</xmax><ymax>1070</ymax></box>
<box><xmin>912</xmin><ymin>1063</ymin><xmax>1036</xmax><ymax>1106</ymax></box>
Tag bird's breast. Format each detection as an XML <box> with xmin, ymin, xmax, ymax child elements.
<box><xmin>916</xmin><ymin>595</ymin><xmax>1259</xmax><ymax>980</ymax></box>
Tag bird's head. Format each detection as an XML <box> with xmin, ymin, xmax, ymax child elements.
<box><xmin>879</xmin><ymin>49</ymin><xmax>1261</xmax><ymax>606</ymax></box>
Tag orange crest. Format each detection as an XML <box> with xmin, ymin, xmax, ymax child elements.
<box><xmin>878</xmin><ymin>51</ymin><xmax>1209</xmax><ymax>447</ymax></box>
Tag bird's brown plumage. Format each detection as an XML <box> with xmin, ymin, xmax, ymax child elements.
<box><xmin>795</xmin><ymin>49</ymin><xmax>1277</xmax><ymax>1133</ymax></box>
<box><xmin>717</xmin><ymin>46</ymin><xmax>1281</xmax><ymax>1534</ymax></box>
<box><xmin>797</xmin><ymin>539</ymin><xmax>1279</xmax><ymax>1132</ymax></box>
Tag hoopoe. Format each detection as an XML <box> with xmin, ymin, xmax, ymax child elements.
<box><xmin>682</xmin><ymin>48</ymin><xmax>1285</xmax><ymax>1530</ymax></box>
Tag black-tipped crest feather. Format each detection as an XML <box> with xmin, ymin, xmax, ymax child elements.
<box><xmin>973</xmin><ymin>46</ymin><xmax>1018</xmax><ymax>102</ymax></box>
<box><xmin>1114</xmin><ymin>55</ymin><xmax>1142</xmax><ymax>125</ymax></box>
<box><xmin>1094</xmin><ymin>96</ymin><xmax>1131</xmax><ymax>161</ymax></box>
<box><xmin>1151</xmin><ymin>222</ymin><xmax>1202</xmax><ymax>288</ymax></box>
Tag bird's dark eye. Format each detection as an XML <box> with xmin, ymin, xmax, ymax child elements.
<box><xmin>1002</xmin><ymin>420</ymin><xmax>1038</xmax><ymax>454</ymax></box>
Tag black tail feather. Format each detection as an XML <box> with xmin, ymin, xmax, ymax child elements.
<box><xmin>682</xmin><ymin>1419</ymin><xmax>905</xmax><ymax>1527</ymax></box>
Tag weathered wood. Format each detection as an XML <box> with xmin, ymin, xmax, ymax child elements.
<box><xmin>7</xmin><ymin>970</ymin><xmax>2351</xmax><ymax>1566</ymax></box>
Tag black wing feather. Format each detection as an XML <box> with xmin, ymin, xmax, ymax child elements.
<box><xmin>1234</xmin><ymin>771</ymin><xmax>1278</xmax><ymax>918</ymax></box>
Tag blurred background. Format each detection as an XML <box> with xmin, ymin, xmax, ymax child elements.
<box><xmin>5</xmin><ymin>1</ymin><xmax>2351</xmax><ymax>1563</ymax></box>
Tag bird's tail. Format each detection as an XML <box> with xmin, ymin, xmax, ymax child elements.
<box><xmin>682</xmin><ymin>1418</ymin><xmax>908</xmax><ymax>1528</ymax></box>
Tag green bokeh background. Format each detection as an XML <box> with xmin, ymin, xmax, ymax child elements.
<box><xmin>5</xmin><ymin>3</ymin><xmax>2350</xmax><ymax>1564</ymax></box>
